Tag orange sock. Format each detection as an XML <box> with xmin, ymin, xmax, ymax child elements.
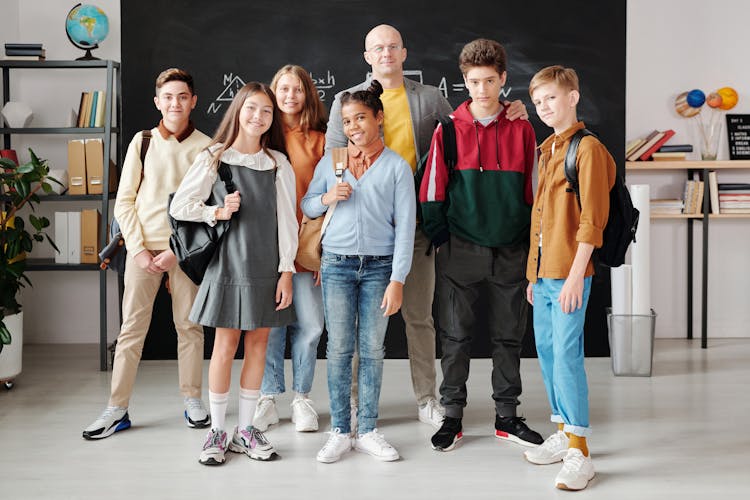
<box><xmin>568</xmin><ymin>434</ymin><xmax>589</xmax><ymax>457</ymax></box>
<box><xmin>557</xmin><ymin>423</ymin><xmax>564</xmax><ymax>432</ymax></box>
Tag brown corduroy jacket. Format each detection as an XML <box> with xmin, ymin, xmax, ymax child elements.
<box><xmin>526</xmin><ymin>122</ymin><xmax>616</xmax><ymax>282</ymax></box>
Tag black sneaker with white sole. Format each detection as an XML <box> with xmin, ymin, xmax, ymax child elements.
<box><xmin>494</xmin><ymin>415</ymin><xmax>543</xmax><ymax>447</ymax></box>
<box><xmin>82</xmin><ymin>406</ymin><xmax>131</xmax><ymax>440</ymax></box>
<box><xmin>431</xmin><ymin>416</ymin><xmax>463</xmax><ymax>451</ymax></box>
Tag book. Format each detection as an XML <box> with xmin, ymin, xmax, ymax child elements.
<box><xmin>5</xmin><ymin>48</ymin><xmax>46</xmax><ymax>56</ymax></box>
<box><xmin>718</xmin><ymin>183</ymin><xmax>750</xmax><ymax>191</ymax></box>
<box><xmin>76</xmin><ymin>92</ymin><xmax>86</xmax><ymax>128</ymax></box>
<box><xmin>694</xmin><ymin>180</ymin><xmax>705</xmax><ymax>214</ymax></box>
<box><xmin>682</xmin><ymin>180</ymin><xmax>694</xmax><ymax>214</ymax></box>
<box><xmin>4</xmin><ymin>43</ymin><xmax>43</xmax><ymax>50</ymax></box>
<box><xmin>658</xmin><ymin>144</ymin><xmax>693</xmax><ymax>153</ymax></box>
<box><xmin>708</xmin><ymin>171</ymin><xmax>720</xmax><ymax>214</ymax></box>
<box><xmin>651</xmin><ymin>152</ymin><xmax>687</xmax><ymax>161</ymax></box>
<box><xmin>719</xmin><ymin>208</ymin><xmax>750</xmax><ymax>214</ymax></box>
<box><xmin>625</xmin><ymin>138</ymin><xmax>645</xmax><ymax>158</ymax></box>
<box><xmin>94</xmin><ymin>91</ymin><xmax>106</xmax><ymax>127</ymax></box>
<box><xmin>639</xmin><ymin>129</ymin><xmax>676</xmax><ymax>161</ymax></box>
<box><xmin>82</xmin><ymin>92</ymin><xmax>93</xmax><ymax>128</ymax></box>
<box><xmin>2</xmin><ymin>55</ymin><xmax>46</xmax><ymax>61</ymax></box>
<box><xmin>89</xmin><ymin>91</ymin><xmax>99</xmax><ymax>128</ymax></box>
<box><xmin>68</xmin><ymin>211</ymin><xmax>82</xmax><ymax>264</ymax></box>
<box><xmin>627</xmin><ymin>130</ymin><xmax>662</xmax><ymax>161</ymax></box>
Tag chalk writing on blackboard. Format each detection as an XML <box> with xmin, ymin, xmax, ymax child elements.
<box><xmin>207</xmin><ymin>73</ymin><xmax>247</xmax><ymax>115</ymax></box>
<box><xmin>310</xmin><ymin>70</ymin><xmax>337</xmax><ymax>102</ymax></box>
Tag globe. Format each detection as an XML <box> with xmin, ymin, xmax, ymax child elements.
<box><xmin>65</xmin><ymin>3</ymin><xmax>109</xmax><ymax>60</ymax></box>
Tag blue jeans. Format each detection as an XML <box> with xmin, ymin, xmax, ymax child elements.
<box><xmin>532</xmin><ymin>277</ymin><xmax>592</xmax><ymax>437</ymax></box>
<box><xmin>261</xmin><ymin>272</ymin><xmax>324</xmax><ymax>395</ymax></box>
<box><xmin>321</xmin><ymin>252</ymin><xmax>392</xmax><ymax>435</ymax></box>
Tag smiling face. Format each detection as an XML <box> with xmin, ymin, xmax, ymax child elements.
<box><xmin>274</xmin><ymin>73</ymin><xmax>305</xmax><ymax>119</ymax></box>
<box><xmin>341</xmin><ymin>101</ymin><xmax>383</xmax><ymax>148</ymax></box>
<box><xmin>153</xmin><ymin>80</ymin><xmax>196</xmax><ymax>131</ymax></box>
<box><xmin>464</xmin><ymin>66</ymin><xmax>506</xmax><ymax>118</ymax></box>
<box><xmin>238</xmin><ymin>91</ymin><xmax>274</xmax><ymax>139</ymax></box>
<box><xmin>531</xmin><ymin>81</ymin><xmax>579</xmax><ymax>133</ymax></box>
<box><xmin>363</xmin><ymin>25</ymin><xmax>407</xmax><ymax>80</ymax></box>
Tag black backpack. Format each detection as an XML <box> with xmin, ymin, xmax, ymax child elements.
<box><xmin>414</xmin><ymin>117</ymin><xmax>456</xmax><ymax>224</ymax></box>
<box><xmin>564</xmin><ymin>129</ymin><xmax>639</xmax><ymax>267</ymax></box>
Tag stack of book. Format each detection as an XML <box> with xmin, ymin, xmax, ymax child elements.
<box><xmin>718</xmin><ymin>183</ymin><xmax>750</xmax><ymax>214</ymax></box>
<box><xmin>650</xmin><ymin>199</ymin><xmax>684</xmax><ymax>215</ymax></box>
<box><xmin>682</xmin><ymin>180</ymin><xmax>705</xmax><ymax>214</ymax></box>
<box><xmin>4</xmin><ymin>43</ymin><xmax>46</xmax><ymax>61</ymax></box>
<box><xmin>626</xmin><ymin>130</ymin><xmax>677</xmax><ymax>161</ymax></box>
<box><xmin>652</xmin><ymin>144</ymin><xmax>693</xmax><ymax>161</ymax></box>
<box><xmin>76</xmin><ymin>91</ymin><xmax>107</xmax><ymax>128</ymax></box>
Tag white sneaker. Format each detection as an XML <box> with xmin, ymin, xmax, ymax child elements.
<box><xmin>82</xmin><ymin>406</ymin><xmax>130</xmax><ymax>440</ymax></box>
<box><xmin>418</xmin><ymin>398</ymin><xmax>445</xmax><ymax>428</ymax></box>
<box><xmin>525</xmin><ymin>430</ymin><xmax>569</xmax><ymax>465</ymax></box>
<box><xmin>253</xmin><ymin>395</ymin><xmax>279</xmax><ymax>431</ymax></box>
<box><xmin>228</xmin><ymin>425</ymin><xmax>279</xmax><ymax>461</ymax></box>
<box><xmin>291</xmin><ymin>395</ymin><xmax>319</xmax><ymax>432</ymax></box>
<box><xmin>354</xmin><ymin>429</ymin><xmax>399</xmax><ymax>462</ymax></box>
<box><xmin>316</xmin><ymin>428</ymin><xmax>353</xmax><ymax>463</ymax></box>
<box><xmin>184</xmin><ymin>397</ymin><xmax>211</xmax><ymax>428</ymax></box>
<box><xmin>555</xmin><ymin>448</ymin><xmax>595</xmax><ymax>490</ymax></box>
<box><xmin>198</xmin><ymin>428</ymin><xmax>228</xmax><ymax>466</ymax></box>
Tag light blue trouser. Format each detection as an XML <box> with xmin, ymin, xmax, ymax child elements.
<box><xmin>261</xmin><ymin>272</ymin><xmax>324</xmax><ymax>395</ymax></box>
<box><xmin>532</xmin><ymin>277</ymin><xmax>592</xmax><ymax>437</ymax></box>
<box><xmin>321</xmin><ymin>252</ymin><xmax>391</xmax><ymax>435</ymax></box>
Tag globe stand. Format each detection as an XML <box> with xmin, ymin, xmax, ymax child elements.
<box><xmin>75</xmin><ymin>45</ymin><xmax>100</xmax><ymax>61</ymax></box>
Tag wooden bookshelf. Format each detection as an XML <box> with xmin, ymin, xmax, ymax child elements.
<box><xmin>625</xmin><ymin>158</ymin><xmax>750</xmax><ymax>348</ymax></box>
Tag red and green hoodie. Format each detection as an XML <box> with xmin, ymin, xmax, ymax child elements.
<box><xmin>419</xmin><ymin>99</ymin><xmax>535</xmax><ymax>248</ymax></box>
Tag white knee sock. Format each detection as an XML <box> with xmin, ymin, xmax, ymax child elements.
<box><xmin>239</xmin><ymin>388</ymin><xmax>260</xmax><ymax>429</ymax></box>
<box><xmin>208</xmin><ymin>390</ymin><xmax>229</xmax><ymax>432</ymax></box>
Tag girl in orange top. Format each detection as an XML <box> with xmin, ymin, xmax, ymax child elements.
<box><xmin>253</xmin><ymin>65</ymin><xmax>328</xmax><ymax>433</ymax></box>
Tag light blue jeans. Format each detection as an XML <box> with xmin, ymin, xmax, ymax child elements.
<box><xmin>261</xmin><ymin>272</ymin><xmax>324</xmax><ymax>395</ymax></box>
<box><xmin>321</xmin><ymin>252</ymin><xmax>392</xmax><ymax>435</ymax></box>
<box><xmin>532</xmin><ymin>277</ymin><xmax>592</xmax><ymax>437</ymax></box>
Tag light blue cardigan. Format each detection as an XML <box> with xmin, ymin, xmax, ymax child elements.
<box><xmin>301</xmin><ymin>147</ymin><xmax>416</xmax><ymax>283</ymax></box>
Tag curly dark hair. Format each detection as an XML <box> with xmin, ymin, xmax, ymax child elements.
<box><xmin>340</xmin><ymin>80</ymin><xmax>384</xmax><ymax>115</ymax></box>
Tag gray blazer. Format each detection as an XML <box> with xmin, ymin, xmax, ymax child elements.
<box><xmin>325</xmin><ymin>77</ymin><xmax>453</xmax><ymax>161</ymax></box>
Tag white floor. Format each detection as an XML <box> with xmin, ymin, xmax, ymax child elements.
<box><xmin>1</xmin><ymin>339</ymin><xmax>748</xmax><ymax>499</ymax></box>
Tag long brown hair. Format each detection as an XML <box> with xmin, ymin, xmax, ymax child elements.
<box><xmin>270</xmin><ymin>64</ymin><xmax>328</xmax><ymax>135</ymax></box>
<box><xmin>207</xmin><ymin>82</ymin><xmax>287</xmax><ymax>169</ymax></box>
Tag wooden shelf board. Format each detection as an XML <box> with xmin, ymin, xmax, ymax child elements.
<box><xmin>627</xmin><ymin>160</ymin><xmax>750</xmax><ymax>170</ymax></box>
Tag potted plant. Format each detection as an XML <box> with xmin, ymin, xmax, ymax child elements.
<box><xmin>1</xmin><ymin>149</ymin><xmax>59</xmax><ymax>388</ymax></box>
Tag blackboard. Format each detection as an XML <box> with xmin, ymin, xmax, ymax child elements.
<box><xmin>123</xmin><ymin>0</ymin><xmax>626</xmax><ymax>359</ymax></box>
<box><xmin>726</xmin><ymin>114</ymin><xmax>750</xmax><ymax>160</ymax></box>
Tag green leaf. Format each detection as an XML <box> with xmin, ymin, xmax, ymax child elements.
<box><xmin>16</xmin><ymin>164</ymin><xmax>33</xmax><ymax>174</ymax></box>
<box><xmin>33</xmin><ymin>234</ymin><xmax>44</xmax><ymax>242</ymax></box>
<box><xmin>39</xmin><ymin>216</ymin><xmax>50</xmax><ymax>228</ymax></box>
<box><xmin>45</xmin><ymin>233</ymin><xmax>60</xmax><ymax>252</ymax></box>
<box><xmin>13</xmin><ymin>217</ymin><xmax>25</xmax><ymax>231</ymax></box>
<box><xmin>0</xmin><ymin>324</ymin><xmax>11</xmax><ymax>346</ymax></box>
<box><xmin>30</xmin><ymin>214</ymin><xmax>42</xmax><ymax>231</ymax></box>
<box><xmin>0</xmin><ymin>158</ymin><xmax>17</xmax><ymax>170</ymax></box>
<box><xmin>41</xmin><ymin>182</ymin><xmax>53</xmax><ymax>193</ymax></box>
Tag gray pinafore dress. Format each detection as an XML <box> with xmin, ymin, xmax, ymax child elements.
<box><xmin>189</xmin><ymin>161</ymin><xmax>296</xmax><ymax>330</ymax></box>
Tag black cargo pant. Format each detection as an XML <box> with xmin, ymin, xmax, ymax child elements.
<box><xmin>436</xmin><ymin>234</ymin><xmax>529</xmax><ymax>419</ymax></box>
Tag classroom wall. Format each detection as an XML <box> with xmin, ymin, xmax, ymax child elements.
<box><xmin>2</xmin><ymin>0</ymin><xmax>748</xmax><ymax>344</ymax></box>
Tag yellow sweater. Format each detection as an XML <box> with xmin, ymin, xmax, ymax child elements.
<box><xmin>114</xmin><ymin>124</ymin><xmax>211</xmax><ymax>256</ymax></box>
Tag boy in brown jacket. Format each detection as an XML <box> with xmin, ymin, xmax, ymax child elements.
<box><xmin>524</xmin><ymin>65</ymin><xmax>615</xmax><ymax>491</ymax></box>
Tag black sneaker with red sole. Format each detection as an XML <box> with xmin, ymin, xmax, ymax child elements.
<box><xmin>494</xmin><ymin>415</ymin><xmax>543</xmax><ymax>447</ymax></box>
<box><xmin>431</xmin><ymin>416</ymin><xmax>463</xmax><ymax>451</ymax></box>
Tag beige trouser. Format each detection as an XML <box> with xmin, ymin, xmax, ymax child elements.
<box><xmin>109</xmin><ymin>251</ymin><xmax>203</xmax><ymax>407</ymax></box>
<box><xmin>351</xmin><ymin>229</ymin><xmax>438</xmax><ymax>406</ymax></box>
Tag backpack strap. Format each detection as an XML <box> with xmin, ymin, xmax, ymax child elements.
<box><xmin>217</xmin><ymin>162</ymin><xmax>236</xmax><ymax>194</ymax></box>
<box><xmin>564</xmin><ymin>128</ymin><xmax>595</xmax><ymax>208</ymax></box>
<box><xmin>134</xmin><ymin>129</ymin><xmax>152</xmax><ymax>194</ymax></box>
<box><xmin>439</xmin><ymin>117</ymin><xmax>457</xmax><ymax>176</ymax></box>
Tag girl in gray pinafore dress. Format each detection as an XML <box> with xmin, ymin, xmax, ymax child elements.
<box><xmin>169</xmin><ymin>82</ymin><xmax>298</xmax><ymax>466</ymax></box>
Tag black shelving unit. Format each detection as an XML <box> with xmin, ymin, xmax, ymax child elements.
<box><xmin>1</xmin><ymin>60</ymin><xmax>122</xmax><ymax>370</ymax></box>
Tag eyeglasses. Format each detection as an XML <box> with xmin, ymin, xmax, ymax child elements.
<box><xmin>367</xmin><ymin>44</ymin><xmax>402</xmax><ymax>54</ymax></box>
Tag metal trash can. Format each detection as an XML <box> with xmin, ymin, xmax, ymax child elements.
<box><xmin>606</xmin><ymin>308</ymin><xmax>657</xmax><ymax>377</ymax></box>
